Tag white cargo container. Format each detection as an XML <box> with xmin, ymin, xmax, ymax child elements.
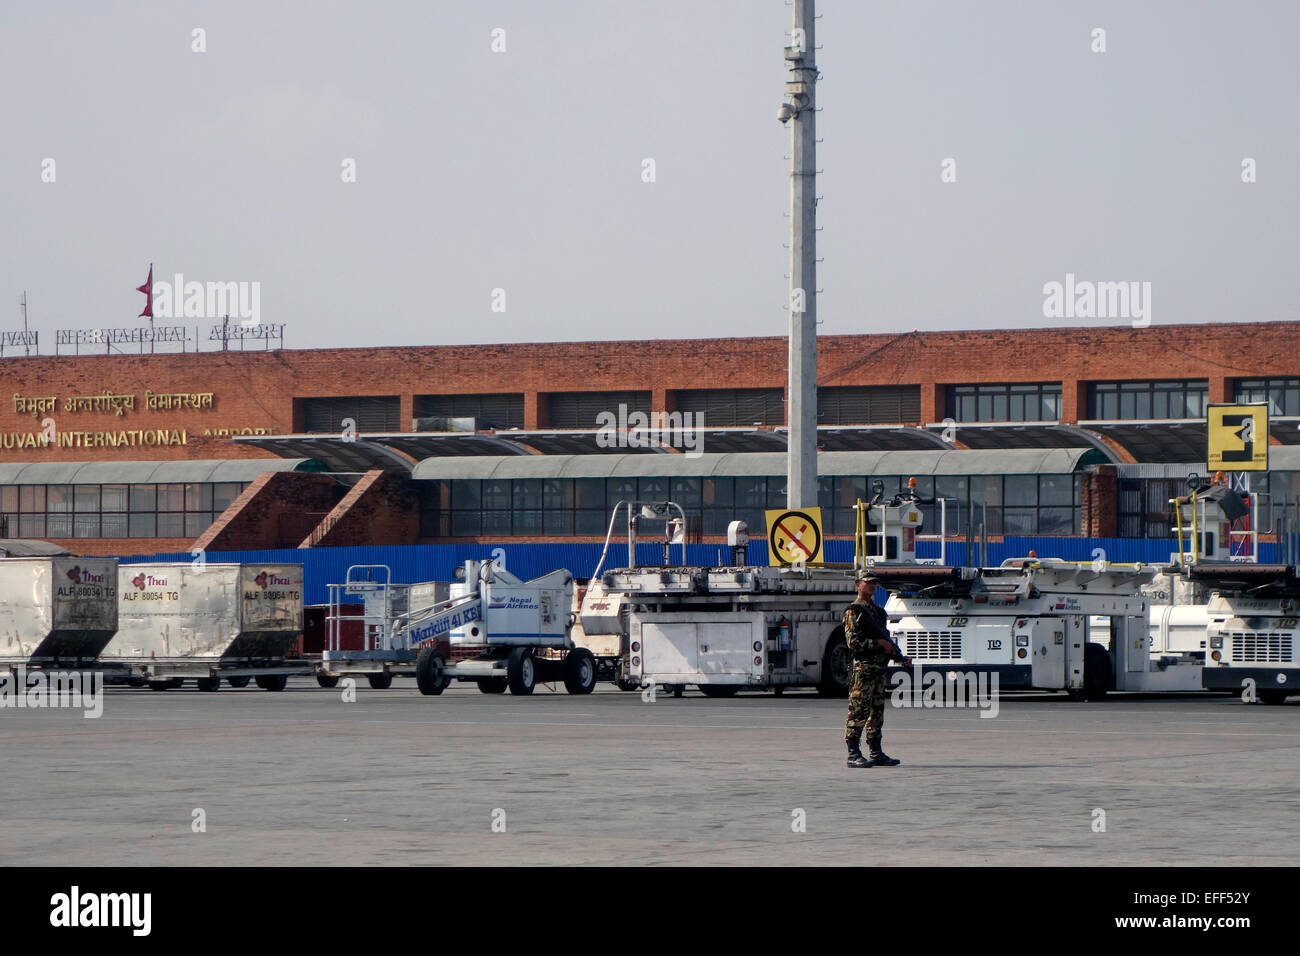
<box><xmin>0</xmin><ymin>556</ymin><xmax>118</xmax><ymax>666</ymax></box>
<box><xmin>100</xmin><ymin>563</ymin><xmax>307</xmax><ymax>691</ymax></box>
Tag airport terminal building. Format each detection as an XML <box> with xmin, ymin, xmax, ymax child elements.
<box><xmin>2</xmin><ymin>320</ymin><xmax>1298</xmax><ymax>557</ymax></box>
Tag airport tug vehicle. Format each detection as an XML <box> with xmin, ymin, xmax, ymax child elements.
<box><xmin>333</xmin><ymin>559</ymin><xmax>594</xmax><ymax>696</ymax></box>
<box><xmin>579</xmin><ymin>491</ymin><xmax>938</xmax><ymax>697</ymax></box>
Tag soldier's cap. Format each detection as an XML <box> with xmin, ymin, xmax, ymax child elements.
<box><xmin>855</xmin><ymin>569</ymin><xmax>879</xmax><ymax>583</ymax></box>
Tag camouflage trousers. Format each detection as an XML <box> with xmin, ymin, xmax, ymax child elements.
<box><xmin>845</xmin><ymin>662</ymin><xmax>887</xmax><ymax>742</ymax></box>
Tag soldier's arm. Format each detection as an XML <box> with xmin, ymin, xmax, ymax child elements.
<box><xmin>843</xmin><ymin>608</ymin><xmax>869</xmax><ymax>655</ymax></box>
<box><xmin>874</xmin><ymin>635</ymin><xmax>911</xmax><ymax>665</ymax></box>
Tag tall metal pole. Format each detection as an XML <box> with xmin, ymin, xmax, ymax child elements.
<box><xmin>783</xmin><ymin>0</ymin><xmax>818</xmax><ymax>509</ymax></box>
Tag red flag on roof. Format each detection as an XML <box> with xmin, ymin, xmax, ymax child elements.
<box><xmin>136</xmin><ymin>264</ymin><xmax>153</xmax><ymax>318</ymax></box>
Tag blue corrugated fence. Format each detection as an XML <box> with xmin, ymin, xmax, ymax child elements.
<box><xmin>114</xmin><ymin>536</ymin><xmax>1275</xmax><ymax>607</ymax></box>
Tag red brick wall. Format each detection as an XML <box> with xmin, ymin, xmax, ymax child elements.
<box><xmin>4</xmin><ymin>320</ymin><xmax>1293</xmax><ymax>463</ymax></box>
<box><xmin>194</xmin><ymin>472</ymin><xmax>344</xmax><ymax>551</ymax></box>
<box><xmin>44</xmin><ymin>537</ymin><xmax>194</xmax><ymax>558</ymax></box>
<box><xmin>307</xmin><ymin>471</ymin><xmax>419</xmax><ymax>547</ymax></box>
<box><xmin>1081</xmin><ymin>465</ymin><xmax>1119</xmax><ymax>538</ymax></box>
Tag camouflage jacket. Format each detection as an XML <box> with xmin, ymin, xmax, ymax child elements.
<box><xmin>844</xmin><ymin>599</ymin><xmax>893</xmax><ymax>666</ymax></box>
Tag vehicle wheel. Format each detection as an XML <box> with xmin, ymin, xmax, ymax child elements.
<box><xmin>226</xmin><ymin>675</ymin><xmax>251</xmax><ymax>688</ymax></box>
<box><xmin>126</xmin><ymin>676</ymin><xmax>146</xmax><ymax>688</ymax></box>
<box><xmin>316</xmin><ymin>673</ymin><xmax>340</xmax><ymax>689</ymax></box>
<box><xmin>774</xmin><ymin>686</ymin><xmax>785</xmax><ymax>697</ymax></box>
<box><xmin>477</xmin><ymin>677</ymin><xmax>508</xmax><ymax>694</ymax></box>
<box><xmin>616</xmin><ymin>677</ymin><xmax>641</xmax><ymax>692</ymax></box>
<box><xmin>562</xmin><ymin>648</ymin><xmax>597</xmax><ymax>695</ymax></box>
<box><xmin>147</xmin><ymin>680</ymin><xmax>172</xmax><ymax>692</ymax></box>
<box><xmin>817</xmin><ymin>627</ymin><xmax>851</xmax><ymax>698</ymax></box>
<box><xmin>1259</xmin><ymin>690</ymin><xmax>1289</xmax><ymax>705</ymax></box>
<box><xmin>507</xmin><ymin>647</ymin><xmax>536</xmax><ymax>695</ymax></box>
<box><xmin>1083</xmin><ymin>642</ymin><xmax>1113</xmax><ymax>701</ymax></box>
<box><xmin>255</xmin><ymin>674</ymin><xmax>288</xmax><ymax>692</ymax></box>
<box><xmin>367</xmin><ymin>672</ymin><xmax>393</xmax><ymax>690</ymax></box>
<box><xmin>195</xmin><ymin>675</ymin><xmax>221</xmax><ymax>692</ymax></box>
<box><xmin>415</xmin><ymin>646</ymin><xmax>451</xmax><ymax>696</ymax></box>
<box><xmin>699</xmin><ymin>685</ymin><xmax>740</xmax><ymax>699</ymax></box>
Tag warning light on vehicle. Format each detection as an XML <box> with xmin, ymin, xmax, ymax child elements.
<box><xmin>1017</xmin><ymin>648</ymin><xmax>1027</xmax><ymax>659</ymax></box>
<box><xmin>631</xmin><ymin>641</ymin><xmax>640</xmax><ymax>652</ymax></box>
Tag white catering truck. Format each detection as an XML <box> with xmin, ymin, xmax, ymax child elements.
<box><xmin>1145</xmin><ymin>475</ymin><xmax>1300</xmax><ymax>703</ymax></box>
<box><xmin>579</xmin><ymin>493</ymin><xmax>935</xmax><ymax>697</ymax></box>
<box><xmin>876</xmin><ymin>559</ymin><xmax>1185</xmax><ymax>698</ymax></box>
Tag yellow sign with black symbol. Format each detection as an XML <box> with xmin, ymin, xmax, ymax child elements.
<box><xmin>1207</xmin><ymin>403</ymin><xmax>1268</xmax><ymax>472</ymax></box>
<box><xmin>766</xmin><ymin>508</ymin><xmax>824</xmax><ymax>566</ymax></box>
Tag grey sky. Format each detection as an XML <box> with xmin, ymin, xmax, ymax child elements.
<box><xmin>2</xmin><ymin>1</ymin><xmax>1296</xmax><ymax>351</ymax></box>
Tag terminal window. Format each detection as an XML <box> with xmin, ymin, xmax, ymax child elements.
<box><xmin>948</xmin><ymin>384</ymin><xmax>1061</xmax><ymax>423</ymax></box>
<box><xmin>1234</xmin><ymin>378</ymin><xmax>1300</xmax><ymax>417</ymax></box>
<box><xmin>1088</xmin><ymin>380</ymin><xmax>1208</xmax><ymax>419</ymax></box>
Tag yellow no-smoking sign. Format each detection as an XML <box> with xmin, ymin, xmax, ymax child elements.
<box><xmin>766</xmin><ymin>508</ymin><xmax>824</xmax><ymax>566</ymax></box>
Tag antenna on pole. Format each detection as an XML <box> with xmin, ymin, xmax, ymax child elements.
<box><xmin>780</xmin><ymin>0</ymin><xmax>819</xmax><ymax>509</ymax></box>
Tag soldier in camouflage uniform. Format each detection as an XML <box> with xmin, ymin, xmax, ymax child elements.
<box><xmin>844</xmin><ymin>570</ymin><xmax>911</xmax><ymax>768</ymax></box>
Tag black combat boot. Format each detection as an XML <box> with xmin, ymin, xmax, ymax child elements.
<box><xmin>866</xmin><ymin>734</ymin><xmax>900</xmax><ymax>767</ymax></box>
<box><xmin>846</xmin><ymin>735</ymin><xmax>873</xmax><ymax>768</ymax></box>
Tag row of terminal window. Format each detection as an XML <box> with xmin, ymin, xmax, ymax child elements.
<box><xmin>418</xmin><ymin>474</ymin><xmax>1083</xmax><ymax>538</ymax></box>
<box><xmin>299</xmin><ymin>380</ymin><xmax>1300</xmax><ymax>431</ymax></box>
<box><xmin>0</xmin><ymin>482</ymin><xmax>246</xmax><ymax>539</ymax></box>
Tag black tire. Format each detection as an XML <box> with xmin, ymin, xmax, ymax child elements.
<box><xmin>195</xmin><ymin>675</ymin><xmax>221</xmax><ymax>692</ymax></box>
<box><xmin>477</xmin><ymin>677</ymin><xmax>508</xmax><ymax>694</ymax></box>
<box><xmin>256</xmin><ymin>674</ymin><xmax>288</xmax><ymax>692</ymax></box>
<box><xmin>1083</xmin><ymin>642</ymin><xmax>1113</xmax><ymax>701</ymax></box>
<box><xmin>367</xmin><ymin>672</ymin><xmax>393</xmax><ymax>690</ymax></box>
<box><xmin>226</xmin><ymin>675</ymin><xmax>251</xmax><ymax>688</ymax></box>
<box><xmin>562</xmin><ymin>648</ymin><xmax>597</xmax><ymax>695</ymax></box>
<box><xmin>699</xmin><ymin>685</ymin><xmax>741</xmax><ymax>698</ymax></box>
<box><xmin>147</xmin><ymin>680</ymin><xmax>172</xmax><ymax>692</ymax></box>
<box><xmin>316</xmin><ymin>673</ymin><xmax>340</xmax><ymax>688</ymax></box>
<box><xmin>1259</xmin><ymin>690</ymin><xmax>1290</xmax><ymax>705</ymax></box>
<box><xmin>126</xmin><ymin>676</ymin><xmax>146</xmax><ymax>688</ymax></box>
<box><xmin>818</xmin><ymin>627</ymin><xmax>851</xmax><ymax>698</ymax></box>
<box><xmin>507</xmin><ymin>647</ymin><xmax>536</xmax><ymax>696</ymax></box>
<box><xmin>415</xmin><ymin>646</ymin><xmax>450</xmax><ymax>696</ymax></box>
<box><xmin>615</xmin><ymin>677</ymin><xmax>641</xmax><ymax>692</ymax></box>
